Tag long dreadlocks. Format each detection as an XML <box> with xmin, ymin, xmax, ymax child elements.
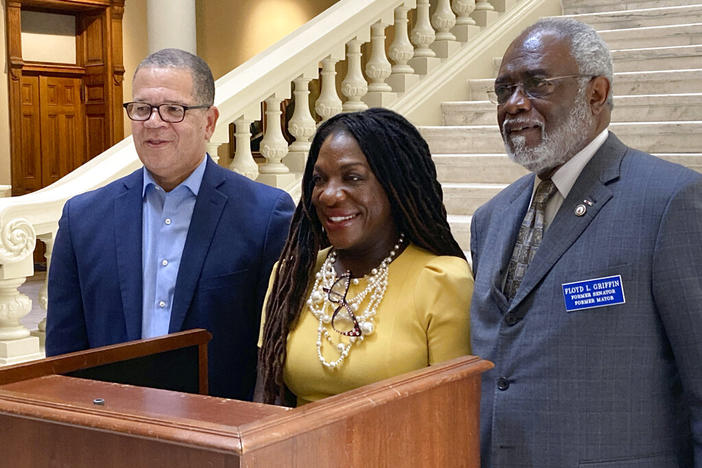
<box><xmin>259</xmin><ymin>108</ymin><xmax>464</xmax><ymax>404</ymax></box>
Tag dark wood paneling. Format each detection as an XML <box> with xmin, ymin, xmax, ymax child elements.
<box><xmin>8</xmin><ymin>0</ymin><xmax>125</xmax><ymax>195</ymax></box>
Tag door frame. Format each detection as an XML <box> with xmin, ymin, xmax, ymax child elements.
<box><xmin>6</xmin><ymin>0</ymin><xmax>125</xmax><ymax>195</ymax></box>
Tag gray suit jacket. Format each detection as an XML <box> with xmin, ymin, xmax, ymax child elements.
<box><xmin>470</xmin><ymin>133</ymin><xmax>702</xmax><ymax>467</ymax></box>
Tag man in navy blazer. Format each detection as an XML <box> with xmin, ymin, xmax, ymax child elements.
<box><xmin>46</xmin><ymin>49</ymin><xmax>294</xmax><ymax>400</ymax></box>
<box><xmin>471</xmin><ymin>18</ymin><xmax>702</xmax><ymax>467</ymax></box>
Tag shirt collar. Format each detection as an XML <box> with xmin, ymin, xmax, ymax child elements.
<box><xmin>536</xmin><ymin>129</ymin><xmax>609</xmax><ymax>199</ymax></box>
<box><xmin>142</xmin><ymin>154</ymin><xmax>208</xmax><ymax>197</ymax></box>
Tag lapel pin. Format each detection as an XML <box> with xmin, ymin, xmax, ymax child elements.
<box><xmin>583</xmin><ymin>199</ymin><xmax>593</xmax><ymax>206</ymax></box>
<box><xmin>574</xmin><ymin>204</ymin><xmax>587</xmax><ymax>217</ymax></box>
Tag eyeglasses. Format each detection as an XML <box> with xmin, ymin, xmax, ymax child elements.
<box><xmin>122</xmin><ymin>102</ymin><xmax>211</xmax><ymax>123</ymax></box>
<box><xmin>487</xmin><ymin>74</ymin><xmax>594</xmax><ymax>105</ymax></box>
<box><xmin>323</xmin><ymin>273</ymin><xmax>362</xmax><ymax>337</ymax></box>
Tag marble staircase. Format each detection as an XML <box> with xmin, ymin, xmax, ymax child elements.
<box><xmin>421</xmin><ymin>0</ymin><xmax>702</xmax><ymax>252</ymax></box>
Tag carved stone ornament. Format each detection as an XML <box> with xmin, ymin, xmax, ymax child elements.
<box><xmin>0</xmin><ymin>218</ymin><xmax>36</xmax><ymax>263</ymax></box>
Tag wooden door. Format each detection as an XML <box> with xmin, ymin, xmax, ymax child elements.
<box><xmin>17</xmin><ymin>75</ymin><xmax>42</xmax><ymax>193</ymax></box>
<box><xmin>7</xmin><ymin>0</ymin><xmax>125</xmax><ymax>196</ymax></box>
<box><xmin>39</xmin><ymin>75</ymin><xmax>86</xmax><ymax>187</ymax></box>
<box><xmin>13</xmin><ymin>74</ymin><xmax>85</xmax><ymax>194</ymax></box>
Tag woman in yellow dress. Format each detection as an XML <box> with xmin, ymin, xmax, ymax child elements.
<box><xmin>259</xmin><ymin>108</ymin><xmax>472</xmax><ymax>405</ymax></box>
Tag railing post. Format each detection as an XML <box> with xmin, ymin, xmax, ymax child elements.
<box><xmin>230</xmin><ymin>118</ymin><xmax>259</xmax><ymax>180</ymax></box>
<box><xmin>410</xmin><ymin>0</ymin><xmax>441</xmax><ymax>75</ymax></box>
<box><xmin>206</xmin><ymin>140</ymin><xmax>224</xmax><ymax>165</ymax></box>
<box><xmin>473</xmin><ymin>0</ymin><xmax>499</xmax><ymax>27</ymax></box>
<box><xmin>341</xmin><ymin>38</ymin><xmax>369</xmax><ymax>113</ymax></box>
<box><xmin>387</xmin><ymin>5</ymin><xmax>419</xmax><ymax>93</ymax></box>
<box><xmin>258</xmin><ymin>95</ymin><xmax>296</xmax><ymax>187</ymax></box>
<box><xmin>452</xmin><ymin>0</ymin><xmax>480</xmax><ymax>42</ymax></box>
<box><xmin>315</xmin><ymin>56</ymin><xmax>343</xmax><ymax>122</ymax></box>
<box><xmin>364</xmin><ymin>21</ymin><xmax>396</xmax><ymax>108</ymax></box>
<box><xmin>287</xmin><ymin>75</ymin><xmax>317</xmax><ymax>173</ymax></box>
<box><xmin>32</xmin><ymin>233</ymin><xmax>54</xmax><ymax>350</ymax></box>
<box><xmin>431</xmin><ymin>0</ymin><xmax>460</xmax><ymax>58</ymax></box>
<box><xmin>0</xmin><ymin>218</ymin><xmax>42</xmax><ymax>365</ymax></box>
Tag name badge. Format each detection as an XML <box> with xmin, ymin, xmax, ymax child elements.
<box><xmin>562</xmin><ymin>275</ymin><xmax>625</xmax><ymax>312</ymax></box>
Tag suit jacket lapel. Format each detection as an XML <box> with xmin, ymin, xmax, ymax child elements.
<box><xmin>509</xmin><ymin>133</ymin><xmax>626</xmax><ymax>311</ymax></box>
<box><xmin>490</xmin><ymin>175</ymin><xmax>534</xmax><ymax>314</ymax></box>
<box><xmin>114</xmin><ymin>169</ymin><xmax>144</xmax><ymax>341</ymax></box>
<box><xmin>169</xmin><ymin>157</ymin><xmax>228</xmax><ymax>333</ymax></box>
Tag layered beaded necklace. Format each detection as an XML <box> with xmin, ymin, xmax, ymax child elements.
<box><xmin>306</xmin><ymin>234</ymin><xmax>405</xmax><ymax>369</ymax></box>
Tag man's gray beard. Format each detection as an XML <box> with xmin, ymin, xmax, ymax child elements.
<box><xmin>503</xmin><ymin>86</ymin><xmax>594</xmax><ymax>174</ymax></box>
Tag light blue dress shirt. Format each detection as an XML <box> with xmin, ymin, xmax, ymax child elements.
<box><xmin>141</xmin><ymin>156</ymin><xmax>207</xmax><ymax>338</ymax></box>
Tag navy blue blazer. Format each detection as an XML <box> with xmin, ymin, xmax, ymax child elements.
<box><xmin>471</xmin><ymin>133</ymin><xmax>702</xmax><ymax>467</ymax></box>
<box><xmin>46</xmin><ymin>156</ymin><xmax>295</xmax><ymax>400</ymax></box>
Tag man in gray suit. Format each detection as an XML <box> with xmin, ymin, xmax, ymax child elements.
<box><xmin>470</xmin><ymin>17</ymin><xmax>702</xmax><ymax>467</ymax></box>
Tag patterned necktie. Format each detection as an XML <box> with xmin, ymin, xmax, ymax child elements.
<box><xmin>503</xmin><ymin>179</ymin><xmax>558</xmax><ymax>301</ymax></box>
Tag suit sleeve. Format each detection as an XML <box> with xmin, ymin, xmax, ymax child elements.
<box><xmin>45</xmin><ymin>200</ymin><xmax>89</xmax><ymax>356</ymax></box>
<box><xmin>255</xmin><ymin>192</ymin><xmax>295</xmax><ymax>315</ymax></box>
<box><xmin>652</xmin><ymin>175</ymin><xmax>702</xmax><ymax>465</ymax></box>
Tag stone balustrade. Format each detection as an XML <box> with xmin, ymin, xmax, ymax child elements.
<box><xmin>0</xmin><ymin>0</ymin><xmax>530</xmax><ymax>365</ymax></box>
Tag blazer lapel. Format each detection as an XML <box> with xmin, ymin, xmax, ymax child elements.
<box><xmin>114</xmin><ymin>169</ymin><xmax>144</xmax><ymax>341</ymax></box>
<box><xmin>509</xmin><ymin>133</ymin><xmax>626</xmax><ymax>311</ymax></box>
<box><xmin>169</xmin><ymin>157</ymin><xmax>227</xmax><ymax>333</ymax></box>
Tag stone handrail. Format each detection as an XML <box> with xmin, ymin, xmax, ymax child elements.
<box><xmin>0</xmin><ymin>0</ymin><xmax>541</xmax><ymax>364</ymax></box>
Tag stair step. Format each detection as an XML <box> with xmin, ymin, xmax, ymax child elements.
<box><xmin>563</xmin><ymin>0</ymin><xmax>702</xmax><ymax>15</ymax></box>
<box><xmin>566</xmin><ymin>5</ymin><xmax>702</xmax><ymax>31</ymax></box>
<box><xmin>441</xmin><ymin>183</ymin><xmax>507</xmax><ymax>216</ymax></box>
<box><xmin>435</xmin><ymin>152</ymin><xmax>702</xmax><ymax>179</ymax></box>
<box><xmin>612</xmin><ymin>44</ymin><xmax>702</xmax><ymax>72</ymax></box>
<box><xmin>447</xmin><ymin>214</ymin><xmax>471</xmax><ymax>251</ymax></box>
<box><xmin>421</xmin><ymin>121</ymin><xmax>702</xmax><ymax>154</ymax></box>
<box><xmin>442</xmin><ymin>93</ymin><xmax>702</xmax><ymax>124</ymax></box>
<box><xmin>434</xmin><ymin>153</ymin><xmax>529</xmax><ymax>183</ymax></box>
<box><xmin>468</xmin><ymin>70</ymin><xmax>702</xmax><ymax>99</ymax></box>
<box><xmin>600</xmin><ymin>23</ymin><xmax>702</xmax><ymax>49</ymax></box>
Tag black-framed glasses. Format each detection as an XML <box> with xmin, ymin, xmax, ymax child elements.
<box><xmin>122</xmin><ymin>102</ymin><xmax>211</xmax><ymax>123</ymax></box>
<box><xmin>323</xmin><ymin>273</ymin><xmax>362</xmax><ymax>337</ymax></box>
<box><xmin>487</xmin><ymin>74</ymin><xmax>594</xmax><ymax>105</ymax></box>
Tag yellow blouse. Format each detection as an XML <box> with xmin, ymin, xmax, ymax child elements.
<box><xmin>262</xmin><ymin>243</ymin><xmax>473</xmax><ymax>406</ymax></box>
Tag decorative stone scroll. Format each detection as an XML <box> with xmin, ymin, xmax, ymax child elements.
<box><xmin>0</xmin><ymin>218</ymin><xmax>36</xmax><ymax>264</ymax></box>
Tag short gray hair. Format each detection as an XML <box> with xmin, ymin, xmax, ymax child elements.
<box><xmin>135</xmin><ymin>48</ymin><xmax>215</xmax><ymax>105</ymax></box>
<box><xmin>526</xmin><ymin>17</ymin><xmax>613</xmax><ymax>108</ymax></box>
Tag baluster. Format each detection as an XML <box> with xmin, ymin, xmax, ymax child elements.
<box><xmin>341</xmin><ymin>39</ymin><xmax>368</xmax><ymax>113</ymax></box>
<box><xmin>473</xmin><ymin>0</ymin><xmax>498</xmax><ymax>27</ymax></box>
<box><xmin>432</xmin><ymin>0</ymin><xmax>457</xmax><ymax>41</ymax></box>
<box><xmin>366</xmin><ymin>22</ymin><xmax>393</xmax><ymax>93</ymax></box>
<box><xmin>454</xmin><ymin>0</ymin><xmax>477</xmax><ymax>25</ymax></box>
<box><xmin>431</xmin><ymin>0</ymin><xmax>459</xmax><ymax>58</ymax></box>
<box><xmin>411</xmin><ymin>0</ymin><xmax>436</xmax><ymax>58</ymax></box>
<box><xmin>315</xmin><ymin>56</ymin><xmax>343</xmax><ymax>122</ymax></box>
<box><xmin>287</xmin><ymin>76</ymin><xmax>317</xmax><ymax>173</ymax></box>
<box><xmin>475</xmin><ymin>0</ymin><xmax>495</xmax><ymax>10</ymax></box>
<box><xmin>206</xmin><ymin>140</ymin><xmax>224</xmax><ymax>165</ymax></box>
<box><xmin>0</xmin><ymin>217</ymin><xmax>42</xmax><ymax>364</ymax></box>
<box><xmin>387</xmin><ymin>5</ymin><xmax>419</xmax><ymax>93</ymax></box>
<box><xmin>230</xmin><ymin>118</ymin><xmax>259</xmax><ymax>180</ymax></box>
<box><xmin>410</xmin><ymin>0</ymin><xmax>441</xmax><ymax>75</ymax></box>
<box><xmin>33</xmin><ymin>234</ymin><xmax>54</xmax><ymax>349</ymax></box>
<box><xmin>388</xmin><ymin>6</ymin><xmax>415</xmax><ymax>75</ymax></box>
<box><xmin>452</xmin><ymin>0</ymin><xmax>479</xmax><ymax>43</ymax></box>
<box><xmin>365</xmin><ymin>21</ymin><xmax>396</xmax><ymax>108</ymax></box>
<box><xmin>259</xmin><ymin>96</ymin><xmax>290</xmax><ymax>174</ymax></box>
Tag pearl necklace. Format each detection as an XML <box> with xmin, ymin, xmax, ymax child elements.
<box><xmin>306</xmin><ymin>234</ymin><xmax>405</xmax><ymax>369</ymax></box>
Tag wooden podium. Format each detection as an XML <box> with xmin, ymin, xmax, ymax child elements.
<box><xmin>0</xmin><ymin>330</ymin><xmax>493</xmax><ymax>467</ymax></box>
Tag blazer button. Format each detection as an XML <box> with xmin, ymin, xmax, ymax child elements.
<box><xmin>504</xmin><ymin>313</ymin><xmax>520</xmax><ymax>326</ymax></box>
<box><xmin>497</xmin><ymin>377</ymin><xmax>510</xmax><ymax>391</ymax></box>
